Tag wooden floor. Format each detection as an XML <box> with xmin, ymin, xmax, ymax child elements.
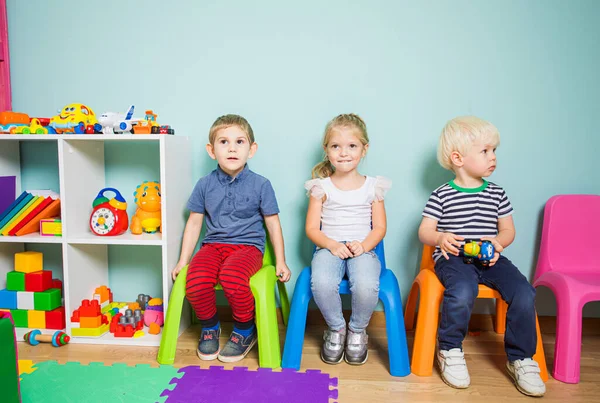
<box><xmin>17</xmin><ymin>315</ymin><xmax>600</xmax><ymax>402</ymax></box>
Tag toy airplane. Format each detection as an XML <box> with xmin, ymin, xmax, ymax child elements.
<box><xmin>97</xmin><ymin>105</ymin><xmax>142</xmax><ymax>134</ymax></box>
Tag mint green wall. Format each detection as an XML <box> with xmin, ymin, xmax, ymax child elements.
<box><xmin>7</xmin><ymin>1</ymin><xmax>600</xmax><ymax>316</ymax></box>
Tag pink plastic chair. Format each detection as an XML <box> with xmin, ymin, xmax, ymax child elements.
<box><xmin>533</xmin><ymin>194</ymin><xmax>600</xmax><ymax>384</ymax></box>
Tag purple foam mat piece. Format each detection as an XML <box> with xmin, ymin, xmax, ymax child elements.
<box><xmin>160</xmin><ymin>366</ymin><xmax>338</xmax><ymax>403</ymax></box>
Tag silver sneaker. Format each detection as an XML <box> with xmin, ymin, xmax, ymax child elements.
<box><xmin>321</xmin><ymin>328</ymin><xmax>346</xmax><ymax>364</ymax></box>
<box><xmin>345</xmin><ymin>329</ymin><xmax>368</xmax><ymax>365</ymax></box>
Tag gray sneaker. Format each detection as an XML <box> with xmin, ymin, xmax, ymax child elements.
<box><xmin>345</xmin><ymin>329</ymin><xmax>368</xmax><ymax>365</ymax></box>
<box><xmin>217</xmin><ymin>330</ymin><xmax>257</xmax><ymax>363</ymax></box>
<box><xmin>321</xmin><ymin>328</ymin><xmax>346</xmax><ymax>364</ymax></box>
<box><xmin>197</xmin><ymin>327</ymin><xmax>221</xmax><ymax>361</ymax></box>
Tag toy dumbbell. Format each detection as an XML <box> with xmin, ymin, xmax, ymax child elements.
<box><xmin>23</xmin><ymin>329</ymin><xmax>70</xmax><ymax>347</ymax></box>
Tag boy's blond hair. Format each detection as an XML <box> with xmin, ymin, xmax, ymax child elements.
<box><xmin>312</xmin><ymin>113</ymin><xmax>369</xmax><ymax>178</ymax></box>
<box><xmin>208</xmin><ymin>114</ymin><xmax>255</xmax><ymax>145</ymax></box>
<box><xmin>437</xmin><ymin>116</ymin><xmax>500</xmax><ymax>171</ymax></box>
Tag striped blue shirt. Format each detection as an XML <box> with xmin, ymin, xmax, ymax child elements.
<box><xmin>422</xmin><ymin>180</ymin><xmax>513</xmax><ymax>262</ymax></box>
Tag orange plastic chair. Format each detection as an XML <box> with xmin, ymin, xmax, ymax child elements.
<box><xmin>404</xmin><ymin>244</ymin><xmax>548</xmax><ymax>381</ymax></box>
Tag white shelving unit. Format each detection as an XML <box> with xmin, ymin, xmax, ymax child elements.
<box><xmin>0</xmin><ymin>134</ymin><xmax>192</xmax><ymax>346</ymax></box>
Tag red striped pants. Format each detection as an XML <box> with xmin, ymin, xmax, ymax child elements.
<box><xmin>186</xmin><ymin>243</ymin><xmax>263</xmax><ymax>324</ymax></box>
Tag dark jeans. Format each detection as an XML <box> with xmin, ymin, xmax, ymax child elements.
<box><xmin>435</xmin><ymin>254</ymin><xmax>537</xmax><ymax>361</ymax></box>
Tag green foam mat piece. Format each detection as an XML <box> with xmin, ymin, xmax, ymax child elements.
<box><xmin>19</xmin><ymin>361</ymin><xmax>181</xmax><ymax>403</ymax></box>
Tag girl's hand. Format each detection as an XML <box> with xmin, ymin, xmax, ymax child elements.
<box><xmin>276</xmin><ymin>263</ymin><xmax>291</xmax><ymax>282</ymax></box>
<box><xmin>480</xmin><ymin>237</ymin><xmax>504</xmax><ymax>266</ymax></box>
<box><xmin>436</xmin><ymin>232</ymin><xmax>465</xmax><ymax>260</ymax></box>
<box><xmin>171</xmin><ymin>261</ymin><xmax>186</xmax><ymax>281</ymax></box>
<box><xmin>329</xmin><ymin>242</ymin><xmax>353</xmax><ymax>259</ymax></box>
<box><xmin>348</xmin><ymin>241</ymin><xmax>365</xmax><ymax>257</ymax></box>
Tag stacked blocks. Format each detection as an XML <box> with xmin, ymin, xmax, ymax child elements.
<box><xmin>70</xmin><ymin>299</ymin><xmax>110</xmax><ymax>337</ymax></box>
<box><xmin>0</xmin><ymin>251</ymin><xmax>65</xmax><ymax>330</ymax></box>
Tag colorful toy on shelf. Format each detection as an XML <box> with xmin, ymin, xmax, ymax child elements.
<box><xmin>132</xmin><ymin>110</ymin><xmax>159</xmax><ymax>134</ymax></box>
<box><xmin>143</xmin><ymin>298</ymin><xmax>164</xmax><ymax>327</ymax></box>
<box><xmin>137</xmin><ymin>293</ymin><xmax>151</xmax><ymax>310</ymax></box>
<box><xmin>23</xmin><ymin>329</ymin><xmax>70</xmax><ymax>347</ymax></box>
<box><xmin>130</xmin><ymin>181</ymin><xmax>161</xmax><ymax>235</ymax></box>
<box><xmin>48</xmin><ymin>103</ymin><xmax>98</xmax><ymax>134</ymax></box>
<box><xmin>0</xmin><ymin>252</ymin><xmax>66</xmax><ymax>330</ymax></box>
<box><xmin>14</xmin><ymin>118</ymin><xmax>48</xmax><ymax>134</ymax></box>
<box><xmin>0</xmin><ymin>110</ymin><xmax>30</xmax><ymax>133</ymax></box>
<box><xmin>40</xmin><ymin>218</ymin><xmax>62</xmax><ymax>236</ymax></box>
<box><xmin>70</xmin><ymin>299</ymin><xmax>110</xmax><ymax>337</ymax></box>
<box><xmin>89</xmin><ymin>188</ymin><xmax>128</xmax><ymax>236</ymax></box>
<box><xmin>463</xmin><ymin>239</ymin><xmax>496</xmax><ymax>266</ymax></box>
<box><xmin>97</xmin><ymin>105</ymin><xmax>143</xmax><ymax>134</ymax></box>
<box><xmin>110</xmin><ymin>308</ymin><xmax>144</xmax><ymax>338</ymax></box>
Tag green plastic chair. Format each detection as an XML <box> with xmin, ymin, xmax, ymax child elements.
<box><xmin>157</xmin><ymin>239</ymin><xmax>290</xmax><ymax>368</ymax></box>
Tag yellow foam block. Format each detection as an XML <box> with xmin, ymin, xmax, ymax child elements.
<box><xmin>133</xmin><ymin>330</ymin><xmax>144</xmax><ymax>338</ymax></box>
<box><xmin>71</xmin><ymin>323</ymin><xmax>109</xmax><ymax>337</ymax></box>
<box><xmin>27</xmin><ymin>310</ymin><xmax>46</xmax><ymax>329</ymax></box>
<box><xmin>15</xmin><ymin>251</ymin><xmax>43</xmax><ymax>273</ymax></box>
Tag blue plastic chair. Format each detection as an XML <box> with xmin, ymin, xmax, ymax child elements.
<box><xmin>281</xmin><ymin>241</ymin><xmax>411</xmax><ymax>376</ymax></box>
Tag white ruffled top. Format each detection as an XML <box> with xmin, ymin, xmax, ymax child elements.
<box><xmin>304</xmin><ymin>176</ymin><xmax>392</xmax><ymax>242</ymax></box>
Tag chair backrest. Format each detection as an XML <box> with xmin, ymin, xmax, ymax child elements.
<box><xmin>534</xmin><ymin>194</ymin><xmax>600</xmax><ymax>280</ymax></box>
<box><xmin>420</xmin><ymin>244</ymin><xmax>436</xmax><ymax>272</ymax></box>
<box><xmin>263</xmin><ymin>235</ymin><xmax>275</xmax><ymax>267</ymax></box>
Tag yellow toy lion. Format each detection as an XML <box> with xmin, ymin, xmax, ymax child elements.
<box><xmin>131</xmin><ymin>181</ymin><xmax>161</xmax><ymax>235</ymax></box>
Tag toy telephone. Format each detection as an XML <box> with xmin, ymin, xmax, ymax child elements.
<box><xmin>89</xmin><ymin>188</ymin><xmax>128</xmax><ymax>236</ymax></box>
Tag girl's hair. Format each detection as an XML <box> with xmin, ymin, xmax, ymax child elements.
<box><xmin>437</xmin><ymin>116</ymin><xmax>500</xmax><ymax>171</ymax></box>
<box><xmin>311</xmin><ymin>113</ymin><xmax>369</xmax><ymax>178</ymax></box>
<box><xmin>209</xmin><ymin>114</ymin><xmax>255</xmax><ymax>145</ymax></box>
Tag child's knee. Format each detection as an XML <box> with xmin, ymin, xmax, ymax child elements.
<box><xmin>310</xmin><ymin>272</ymin><xmax>340</xmax><ymax>295</ymax></box>
<box><xmin>446</xmin><ymin>282</ymin><xmax>478</xmax><ymax>306</ymax></box>
<box><xmin>511</xmin><ymin>282</ymin><xmax>536</xmax><ymax>308</ymax></box>
<box><xmin>349</xmin><ymin>276</ymin><xmax>379</xmax><ymax>300</ymax></box>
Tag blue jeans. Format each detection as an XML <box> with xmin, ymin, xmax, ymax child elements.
<box><xmin>310</xmin><ymin>247</ymin><xmax>381</xmax><ymax>333</ymax></box>
<box><xmin>435</xmin><ymin>255</ymin><xmax>537</xmax><ymax>361</ymax></box>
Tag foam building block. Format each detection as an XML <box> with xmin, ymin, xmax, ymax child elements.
<box><xmin>10</xmin><ymin>309</ymin><xmax>28</xmax><ymax>327</ymax></box>
<box><xmin>25</xmin><ymin>270</ymin><xmax>52</xmax><ymax>292</ymax></box>
<box><xmin>6</xmin><ymin>271</ymin><xmax>25</xmax><ymax>292</ymax></box>
<box><xmin>17</xmin><ymin>291</ymin><xmax>35</xmax><ymax>310</ymax></box>
<box><xmin>33</xmin><ymin>288</ymin><xmax>61</xmax><ymax>311</ymax></box>
<box><xmin>0</xmin><ymin>289</ymin><xmax>17</xmax><ymax>309</ymax></box>
<box><xmin>15</xmin><ymin>251</ymin><xmax>43</xmax><ymax>273</ymax></box>
<box><xmin>28</xmin><ymin>310</ymin><xmax>45</xmax><ymax>329</ymax></box>
<box><xmin>45</xmin><ymin>307</ymin><xmax>66</xmax><ymax>330</ymax></box>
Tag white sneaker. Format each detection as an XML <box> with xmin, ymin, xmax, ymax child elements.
<box><xmin>437</xmin><ymin>348</ymin><xmax>470</xmax><ymax>388</ymax></box>
<box><xmin>506</xmin><ymin>358</ymin><xmax>546</xmax><ymax>397</ymax></box>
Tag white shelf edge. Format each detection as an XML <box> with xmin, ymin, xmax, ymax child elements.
<box><xmin>66</xmin><ymin>233</ymin><xmax>164</xmax><ymax>246</ymax></box>
<box><xmin>0</xmin><ymin>134</ymin><xmax>170</xmax><ymax>141</ymax></box>
<box><xmin>0</xmin><ymin>234</ymin><xmax>63</xmax><ymax>244</ymax></box>
<box><xmin>69</xmin><ymin>332</ymin><xmax>161</xmax><ymax>346</ymax></box>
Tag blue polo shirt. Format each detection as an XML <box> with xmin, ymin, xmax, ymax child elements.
<box><xmin>187</xmin><ymin>165</ymin><xmax>279</xmax><ymax>252</ymax></box>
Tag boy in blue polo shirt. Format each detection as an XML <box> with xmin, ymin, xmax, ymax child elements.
<box><xmin>171</xmin><ymin>114</ymin><xmax>291</xmax><ymax>363</ymax></box>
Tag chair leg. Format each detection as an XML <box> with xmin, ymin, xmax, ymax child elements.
<box><xmin>378</xmin><ymin>269</ymin><xmax>411</xmax><ymax>377</ymax></box>
<box><xmin>495</xmin><ymin>298</ymin><xmax>507</xmax><ymax>334</ymax></box>
<box><xmin>404</xmin><ymin>282</ymin><xmax>419</xmax><ymax>331</ymax></box>
<box><xmin>411</xmin><ymin>284</ymin><xmax>443</xmax><ymax>376</ymax></box>
<box><xmin>157</xmin><ymin>265</ymin><xmax>188</xmax><ymax>365</ymax></box>
<box><xmin>281</xmin><ymin>267</ymin><xmax>312</xmax><ymax>370</ymax></box>
<box><xmin>553</xmin><ymin>299</ymin><xmax>583</xmax><ymax>383</ymax></box>
<box><xmin>533</xmin><ymin>314</ymin><xmax>548</xmax><ymax>382</ymax></box>
<box><xmin>278</xmin><ymin>280</ymin><xmax>290</xmax><ymax>327</ymax></box>
<box><xmin>250</xmin><ymin>266</ymin><xmax>281</xmax><ymax>368</ymax></box>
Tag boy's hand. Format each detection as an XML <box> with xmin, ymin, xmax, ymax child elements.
<box><xmin>329</xmin><ymin>241</ymin><xmax>353</xmax><ymax>259</ymax></box>
<box><xmin>480</xmin><ymin>237</ymin><xmax>504</xmax><ymax>266</ymax></box>
<box><xmin>348</xmin><ymin>241</ymin><xmax>365</xmax><ymax>257</ymax></box>
<box><xmin>171</xmin><ymin>262</ymin><xmax>186</xmax><ymax>281</ymax></box>
<box><xmin>276</xmin><ymin>263</ymin><xmax>291</xmax><ymax>282</ymax></box>
<box><xmin>436</xmin><ymin>232</ymin><xmax>465</xmax><ymax>260</ymax></box>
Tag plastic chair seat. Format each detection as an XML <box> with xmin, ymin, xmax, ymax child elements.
<box><xmin>281</xmin><ymin>241</ymin><xmax>411</xmax><ymax>377</ymax></box>
<box><xmin>404</xmin><ymin>244</ymin><xmax>548</xmax><ymax>381</ymax></box>
<box><xmin>533</xmin><ymin>194</ymin><xmax>600</xmax><ymax>384</ymax></box>
<box><xmin>157</xmin><ymin>241</ymin><xmax>289</xmax><ymax>368</ymax></box>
